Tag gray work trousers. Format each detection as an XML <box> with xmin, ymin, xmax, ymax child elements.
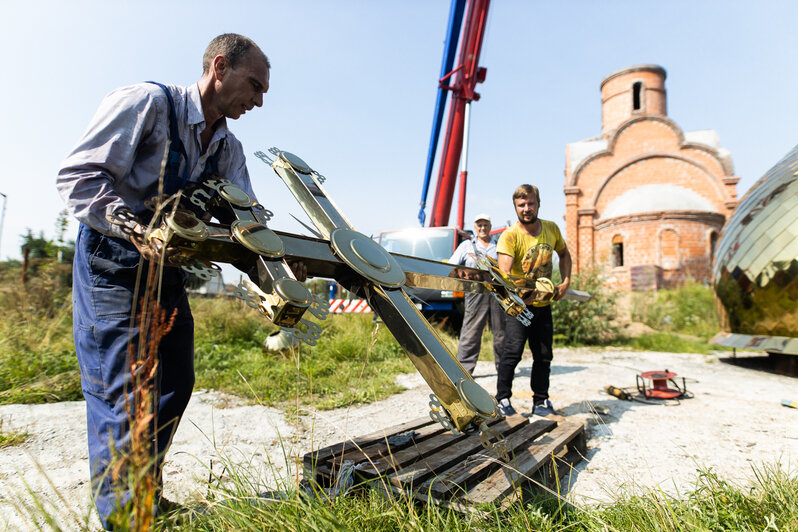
<box><xmin>456</xmin><ymin>292</ymin><xmax>506</xmax><ymax>375</ymax></box>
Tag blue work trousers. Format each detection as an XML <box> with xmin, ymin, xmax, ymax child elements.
<box><xmin>72</xmin><ymin>223</ymin><xmax>194</xmax><ymax>528</ymax></box>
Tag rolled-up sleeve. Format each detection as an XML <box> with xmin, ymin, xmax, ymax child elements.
<box><xmin>57</xmin><ymin>86</ymin><xmax>160</xmax><ymax>237</ymax></box>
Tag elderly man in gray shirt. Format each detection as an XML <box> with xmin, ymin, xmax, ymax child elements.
<box><xmin>57</xmin><ymin>33</ymin><xmax>271</xmax><ymax>528</ymax></box>
<box><xmin>449</xmin><ymin>214</ymin><xmax>506</xmax><ymax>375</ymax></box>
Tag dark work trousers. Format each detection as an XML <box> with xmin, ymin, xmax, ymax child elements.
<box><xmin>495</xmin><ymin>304</ymin><xmax>553</xmax><ymax>403</ymax></box>
<box><xmin>72</xmin><ymin>223</ymin><xmax>194</xmax><ymax>528</ymax></box>
<box><xmin>456</xmin><ymin>293</ymin><xmax>506</xmax><ymax>375</ymax></box>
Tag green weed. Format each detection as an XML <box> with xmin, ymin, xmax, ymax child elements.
<box><xmin>192</xmin><ymin>299</ymin><xmax>416</xmax><ymax>410</ymax></box>
<box><xmin>631</xmin><ymin>281</ymin><xmax>720</xmax><ymax>341</ymax></box>
<box><xmin>619</xmin><ymin>333</ymin><xmax>717</xmax><ymax>354</ymax></box>
<box><xmin>0</xmin><ymin>419</ymin><xmax>28</xmax><ymax>448</ymax></box>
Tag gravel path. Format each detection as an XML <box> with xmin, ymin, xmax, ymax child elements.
<box><xmin>1</xmin><ymin>348</ymin><xmax>796</xmax><ymax>529</ymax></box>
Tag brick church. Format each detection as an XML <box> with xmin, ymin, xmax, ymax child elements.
<box><xmin>564</xmin><ymin>64</ymin><xmax>739</xmax><ymax>290</ymax></box>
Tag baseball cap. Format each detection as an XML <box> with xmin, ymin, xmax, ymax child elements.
<box><xmin>474</xmin><ymin>213</ymin><xmax>491</xmax><ymax>223</ymax></box>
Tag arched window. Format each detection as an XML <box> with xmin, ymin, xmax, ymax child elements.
<box><xmin>709</xmin><ymin>231</ymin><xmax>719</xmax><ymax>263</ymax></box>
<box><xmin>632</xmin><ymin>81</ymin><xmax>643</xmax><ymax>111</ymax></box>
<box><xmin>612</xmin><ymin>234</ymin><xmax>624</xmax><ymax>267</ymax></box>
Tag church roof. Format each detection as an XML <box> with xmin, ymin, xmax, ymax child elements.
<box><xmin>567</xmin><ymin>127</ymin><xmax>732</xmax><ymax>176</ymax></box>
<box><xmin>601</xmin><ymin>184</ymin><xmax>718</xmax><ymax>219</ymax></box>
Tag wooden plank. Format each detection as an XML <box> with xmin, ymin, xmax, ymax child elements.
<box><xmin>463</xmin><ymin>420</ymin><xmax>585</xmax><ymax>505</ymax></box>
<box><xmin>538</xmin><ymin>426</ymin><xmax>587</xmax><ymax>488</ymax></box>
<box><xmin>303</xmin><ymin>416</ymin><xmax>433</xmax><ymax>474</ymax></box>
<box><xmin>352</xmin><ymin>416</ymin><xmax>511</xmax><ymax>480</ymax></box>
<box><xmin>316</xmin><ymin>420</ymin><xmax>450</xmax><ymax>483</ymax></box>
<box><xmin>370</xmin><ymin>416</ymin><xmax>530</xmax><ymax>491</ymax></box>
<box><xmin>423</xmin><ymin>418</ymin><xmax>557</xmax><ymax>499</ymax></box>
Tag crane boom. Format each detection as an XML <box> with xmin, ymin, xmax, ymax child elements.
<box><xmin>419</xmin><ymin>0</ymin><xmax>490</xmax><ymax>229</ymax></box>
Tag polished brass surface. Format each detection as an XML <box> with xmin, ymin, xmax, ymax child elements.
<box><xmin>231</xmin><ymin>220</ymin><xmax>285</xmax><ymax>258</ymax></box>
<box><xmin>219</xmin><ymin>183</ymin><xmax>254</xmax><ymax>208</ymax></box>
<box><xmin>457</xmin><ymin>379</ymin><xmax>498</xmax><ymax>417</ymax></box>
<box><xmin>278</xmin><ymin>151</ymin><xmax>312</xmax><ymax>174</ymax></box>
<box><xmin>273</xmin><ymin>277</ymin><xmax>311</xmax><ymax>306</ymax></box>
<box><xmin>330</xmin><ymin>228</ymin><xmax>405</xmax><ymax>288</ymax></box>
<box><xmin>476</xmin><ymin>255</ymin><xmax>534</xmax><ymax>326</ymax></box>
<box><xmin>106</xmin><ymin>171</ymin><xmax>320</xmax><ymax>337</ymax></box>
<box><xmin>351</xmin><ymin>239</ymin><xmax>390</xmax><ymax>270</ymax></box>
<box><xmin>271</xmin><ymin>151</ymin><xmax>353</xmax><ymax>239</ymax></box>
<box><xmin>164</xmin><ymin>209</ymin><xmax>209</xmax><ymax>241</ymax></box>
<box><xmin>233</xmin><ymin>278</ymin><xmax>317</xmax><ymax>330</ymax></box>
<box><xmin>713</xmin><ymin>143</ymin><xmax>798</xmax><ymax>345</ymax></box>
<box><xmin>366</xmin><ymin>285</ymin><xmax>495</xmax><ymax>428</ymax></box>
<box><xmin>403</xmin><ymin>271</ymin><xmax>493</xmax><ymax>293</ymax></box>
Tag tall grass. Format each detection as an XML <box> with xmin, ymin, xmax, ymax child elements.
<box><xmin>0</xmin><ymin>261</ymin><xmax>81</xmax><ymax>404</ymax></box>
<box><xmin>630</xmin><ymin>281</ymin><xmax>720</xmax><ymax>341</ymax></box>
<box><xmin>149</xmin><ymin>461</ymin><xmax>797</xmax><ymax>531</ymax></box>
<box><xmin>191</xmin><ymin>299</ymin><xmax>418</xmax><ymax>409</ymax></box>
<box><xmin>0</xmin><ymin>261</ymin><xmax>727</xmax><ymax>406</ymax></box>
<box><xmin>0</xmin><ymin>258</ymin><xmax>420</xmax><ymax>409</ymax></box>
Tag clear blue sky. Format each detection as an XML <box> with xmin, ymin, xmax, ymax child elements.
<box><xmin>2</xmin><ymin>1</ymin><xmax>797</xmax><ymax>267</ymax></box>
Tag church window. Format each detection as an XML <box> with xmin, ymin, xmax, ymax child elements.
<box><xmin>709</xmin><ymin>231</ymin><xmax>719</xmax><ymax>262</ymax></box>
<box><xmin>632</xmin><ymin>81</ymin><xmax>643</xmax><ymax>111</ymax></box>
<box><xmin>612</xmin><ymin>234</ymin><xmax>624</xmax><ymax>267</ymax></box>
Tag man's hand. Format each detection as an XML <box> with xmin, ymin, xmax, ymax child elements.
<box><xmin>286</xmin><ymin>259</ymin><xmax>308</xmax><ymax>282</ymax></box>
<box><xmin>129</xmin><ymin>224</ymin><xmax>181</xmax><ymax>265</ymax></box>
<box><xmin>520</xmin><ymin>289</ymin><xmax>537</xmax><ymax>306</ymax></box>
<box><xmin>553</xmin><ymin>280</ymin><xmax>570</xmax><ymax>301</ymax></box>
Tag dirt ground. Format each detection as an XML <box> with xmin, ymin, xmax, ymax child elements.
<box><xmin>0</xmin><ymin>347</ymin><xmax>796</xmax><ymax>530</ymax></box>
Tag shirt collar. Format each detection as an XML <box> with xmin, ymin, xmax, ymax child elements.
<box><xmin>187</xmin><ymin>83</ymin><xmax>229</xmax><ymax>138</ymax></box>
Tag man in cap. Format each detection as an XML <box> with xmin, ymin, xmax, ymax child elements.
<box><xmin>449</xmin><ymin>213</ymin><xmax>506</xmax><ymax>375</ymax></box>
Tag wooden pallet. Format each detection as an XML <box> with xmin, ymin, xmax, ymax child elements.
<box><xmin>302</xmin><ymin>414</ymin><xmax>586</xmax><ymax>509</ymax></box>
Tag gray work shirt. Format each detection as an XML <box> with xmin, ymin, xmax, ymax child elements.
<box><xmin>449</xmin><ymin>237</ymin><xmax>497</xmax><ymax>268</ymax></box>
<box><xmin>57</xmin><ymin>82</ymin><xmax>255</xmax><ymax>239</ymax></box>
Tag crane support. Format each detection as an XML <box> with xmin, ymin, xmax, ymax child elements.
<box><xmin>425</xmin><ymin>0</ymin><xmax>490</xmax><ymax>229</ymax></box>
<box><xmin>418</xmin><ymin>0</ymin><xmax>466</xmax><ymax>226</ymax></box>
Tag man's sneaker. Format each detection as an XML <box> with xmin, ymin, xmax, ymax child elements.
<box><xmin>497</xmin><ymin>398</ymin><xmax>517</xmax><ymax>417</ymax></box>
<box><xmin>532</xmin><ymin>399</ymin><xmax>558</xmax><ymax>417</ymax></box>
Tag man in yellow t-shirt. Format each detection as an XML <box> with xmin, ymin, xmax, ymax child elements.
<box><xmin>495</xmin><ymin>184</ymin><xmax>571</xmax><ymax>417</ymax></box>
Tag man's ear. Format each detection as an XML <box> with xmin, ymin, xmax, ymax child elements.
<box><xmin>212</xmin><ymin>55</ymin><xmax>228</xmax><ymax>80</ymax></box>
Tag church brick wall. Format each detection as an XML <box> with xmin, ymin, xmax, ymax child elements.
<box><xmin>565</xmin><ymin>65</ymin><xmax>738</xmax><ymax>290</ymax></box>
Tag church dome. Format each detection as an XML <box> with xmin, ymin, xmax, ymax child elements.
<box><xmin>601</xmin><ymin>184</ymin><xmax>717</xmax><ymax>219</ymax></box>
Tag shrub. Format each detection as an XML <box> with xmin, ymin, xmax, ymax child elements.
<box><xmin>630</xmin><ymin>280</ymin><xmax>719</xmax><ymax>340</ymax></box>
<box><xmin>551</xmin><ymin>266</ymin><xmax>619</xmax><ymax>345</ymax></box>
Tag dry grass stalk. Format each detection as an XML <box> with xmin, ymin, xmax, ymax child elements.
<box><xmin>110</xmin><ymin>257</ymin><xmax>176</xmax><ymax>530</ymax></box>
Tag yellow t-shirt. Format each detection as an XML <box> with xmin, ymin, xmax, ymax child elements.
<box><xmin>496</xmin><ymin>220</ymin><xmax>566</xmax><ymax>307</ymax></box>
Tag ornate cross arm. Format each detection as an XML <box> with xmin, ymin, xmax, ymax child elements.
<box><xmin>107</xmin><ymin>148</ymin><xmax>541</xmax><ymax>458</ymax></box>
<box><xmin>257</xmin><ymin>148</ymin><xmax>503</xmax><ymax>435</ymax></box>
